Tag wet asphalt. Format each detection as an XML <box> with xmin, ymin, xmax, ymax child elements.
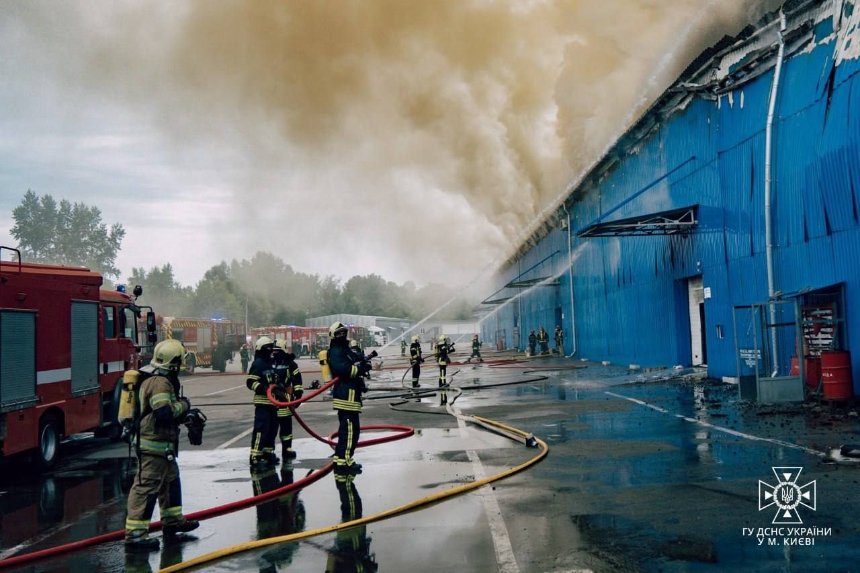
<box><xmin>1</xmin><ymin>347</ymin><xmax>859</xmax><ymax>573</ymax></box>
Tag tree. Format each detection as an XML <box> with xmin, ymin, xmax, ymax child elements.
<box><xmin>128</xmin><ymin>264</ymin><xmax>193</xmax><ymax>317</ymax></box>
<box><xmin>11</xmin><ymin>190</ymin><xmax>125</xmax><ymax>277</ymax></box>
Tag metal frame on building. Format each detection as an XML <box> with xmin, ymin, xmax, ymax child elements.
<box><xmin>577</xmin><ymin>205</ymin><xmax>699</xmax><ymax>238</ymax></box>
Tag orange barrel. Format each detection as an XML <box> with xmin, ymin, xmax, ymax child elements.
<box><xmin>820</xmin><ymin>351</ymin><xmax>854</xmax><ymax>400</ymax></box>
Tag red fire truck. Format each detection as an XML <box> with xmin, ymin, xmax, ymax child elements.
<box><xmin>250</xmin><ymin>324</ymin><xmax>371</xmax><ymax>356</ymax></box>
<box><xmin>0</xmin><ymin>247</ymin><xmax>154</xmax><ymax>468</ymax></box>
<box><xmin>154</xmin><ymin>316</ymin><xmax>244</xmax><ymax>373</ymax></box>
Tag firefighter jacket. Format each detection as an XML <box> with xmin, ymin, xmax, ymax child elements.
<box><xmin>537</xmin><ymin>329</ymin><xmax>549</xmax><ymax>344</ymax></box>
<box><xmin>247</xmin><ymin>354</ymin><xmax>278</xmax><ymax>407</ymax></box>
<box><xmin>137</xmin><ymin>374</ymin><xmax>189</xmax><ymax>456</ymax></box>
<box><xmin>435</xmin><ymin>342</ymin><xmax>453</xmax><ymax>366</ymax></box>
<box><xmin>328</xmin><ymin>339</ymin><xmax>366</xmax><ymax>413</ymax></box>
<box><xmin>409</xmin><ymin>342</ymin><xmax>423</xmax><ymax>365</ymax></box>
<box><xmin>472</xmin><ymin>338</ymin><xmax>481</xmax><ymax>352</ymax></box>
<box><xmin>273</xmin><ymin>352</ymin><xmax>304</xmax><ymax>414</ymax></box>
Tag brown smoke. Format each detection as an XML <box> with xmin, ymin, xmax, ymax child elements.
<box><xmin>8</xmin><ymin>0</ymin><xmax>777</xmax><ymax>285</ymax></box>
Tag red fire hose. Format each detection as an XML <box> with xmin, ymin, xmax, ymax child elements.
<box><xmin>0</xmin><ymin>377</ymin><xmax>414</xmax><ymax>570</ymax></box>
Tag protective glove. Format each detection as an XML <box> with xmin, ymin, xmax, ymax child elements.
<box><xmin>294</xmin><ymin>389</ymin><xmax>304</xmax><ymax>400</ymax></box>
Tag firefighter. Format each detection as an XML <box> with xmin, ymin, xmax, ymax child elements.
<box><xmin>466</xmin><ymin>334</ymin><xmax>483</xmax><ymax>363</ymax></box>
<box><xmin>554</xmin><ymin>325</ymin><xmax>564</xmax><ymax>355</ymax></box>
<box><xmin>328</xmin><ymin>322</ymin><xmax>371</xmax><ymax>475</ymax></box>
<box><xmin>435</xmin><ymin>334</ymin><xmax>454</xmax><ymax>406</ymax></box>
<box><xmin>247</xmin><ymin>336</ymin><xmax>280</xmax><ymax>468</ymax></box>
<box><xmin>349</xmin><ymin>339</ymin><xmax>364</xmax><ymax>360</ymax></box>
<box><xmin>538</xmin><ymin>326</ymin><xmax>549</xmax><ymax>355</ymax></box>
<box><xmin>272</xmin><ymin>339</ymin><xmax>303</xmax><ymax>461</ymax></box>
<box><xmin>124</xmin><ymin>339</ymin><xmax>199</xmax><ymax>551</ymax></box>
<box><xmin>527</xmin><ymin>330</ymin><xmax>537</xmax><ymax>356</ymax></box>
<box><xmin>240</xmin><ymin>343</ymin><xmax>250</xmax><ymax>374</ymax></box>
<box><xmin>409</xmin><ymin>336</ymin><xmax>424</xmax><ymax>390</ymax></box>
<box><xmin>400</xmin><ymin>337</ymin><xmax>407</xmax><ymax>357</ymax></box>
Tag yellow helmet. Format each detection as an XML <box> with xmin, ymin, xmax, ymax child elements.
<box><xmin>411</xmin><ymin>336</ymin><xmax>419</xmax><ymax>343</ymax></box>
<box><xmin>349</xmin><ymin>339</ymin><xmax>360</xmax><ymax>349</ymax></box>
<box><xmin>150</xmin><ymin>339</ymin><xmax>185</xmax><ymax>371</ymax></box>
<box><xmin>438</xmin><ymin>334</ymin><xmax>447</xmax><ymax>343</ymax></box>
<box><xmin>274</xmin><ymin>339</ymin><xmax>290</xmax><ymax>352</ymax></box>
<box><xmin>329</xmin><ymin>322</ymin><xmax>348</xmax><ymax>338</ymax></box>
<box><xmin>255</xmin><ymin>336</ymin><xmax>274</xmax><ymax>351</ymax></box>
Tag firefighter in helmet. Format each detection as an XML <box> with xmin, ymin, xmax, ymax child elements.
<box><xmin>554</xmin><ymin>325</ymin><xmax>564</xmax><ymax>355</ymax></box>
<box><xmin>466</xmin><ymin>334</ymin><xmax>483</xmax><ymax>363</ymax></box>
<box><xmin>538</xmin><ymin>326</ymin><xmax>550</xmax><ymax>355</ymax></box>
<box><xmin>409</xmin><ymin>335</ymin><xmax>424</xmax><ymax>391</ymax></box>
<box><xmin>328</xmin><ymin>322</ymin><xmax>370</xmax><ymax>475</ymax></box>
<box><xmin>400</xmin><ymin>337</ymin><xmax>407</xmax><ymax>357</ymax></box>
<box><xmin>247</xmin><ymin>336</ymin><xmax>280</xmax><ymax>468</ymax></box>
<box><xmin>527</xmin><ymin>330</ymin><xmax>537</xmax><ymax>356</ymax></box>
<box><xmin>272</xmin><ymin>339</ymin><xmax>303</xmax><ymax>461</ymax></box>
<box><xmin>434</xmin><ymin>334</ymin><xmax>455</xmax><ymax>406</ymax></box>
<box><xmin>124</xmin><ymin>339</ymin><xmax>199</xmax><ymax>550</ymax></box>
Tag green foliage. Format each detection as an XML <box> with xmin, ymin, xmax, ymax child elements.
<box><xmin>11</xmin><ymin>190</ymin><xmax>125</xmax><ymax>277</ymax></box>
<box><xmin>128</xmin><ymin>264</ymin><xmax>193</xmax><ymax>317</ymax></box>
<box><xmin>125</xmin><ymin>251</ymin><xmax>478</xmax><ymax>327</ymax></box>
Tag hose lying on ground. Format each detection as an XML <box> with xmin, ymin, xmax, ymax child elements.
<box><xmin>0</xmin><ymin>377</ymin><xmax>411</xmax><ymax>570</ymax></box>
<box><xmin>159</xmin><ymin>413</ymin><xmax>548</xmax><ymax>572</ymax></box>
<box><xmin>160</xmin><ymin>373</ymin><xmax>551</xmax><ymax>571</ymax></box>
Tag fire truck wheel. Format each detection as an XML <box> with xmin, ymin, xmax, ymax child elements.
<box><xmin>37</xmin><ymin>414</ymin><xmax>61</xmax><ymax>469</ymax></box>
<box><xmin>186</xmin><ymin>354</ymin><xmax>196</xmax><ymax>374</ymax></box>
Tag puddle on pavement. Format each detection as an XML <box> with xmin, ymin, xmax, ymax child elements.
<box><xmin>1</xmin><ymin>426</ymin><xmax>523</xmax><ymax>572</ymax></box>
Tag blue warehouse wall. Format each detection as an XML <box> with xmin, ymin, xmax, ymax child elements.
<box><xmin>488</xmin><ymin>3</ymin><xmax>860</xmax><ymax>394</ymax></box>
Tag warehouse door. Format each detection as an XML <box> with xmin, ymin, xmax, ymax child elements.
<box><xmin>688</xmin><ymin>276</ymin><xmax>706</xmax><ymax>366</ymax></box>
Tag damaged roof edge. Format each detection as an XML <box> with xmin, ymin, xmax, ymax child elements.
<box><xmin>500</xmin><ymin>0</ymin><xmax>828</xmax><ymax>271</ymax></box>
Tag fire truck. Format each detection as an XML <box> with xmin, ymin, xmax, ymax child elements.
<box><xmin>0</xmin><ymin>247</ymin><xmax>155</xmax><ymax>468</ymax></box>
<box><xmin>249</xmin><ymin>325</ymin><xmax>319</xmax><ymax>356</ymax></box>
<box><xmin>156</xmin><ymin>317</ymin><xmax>244</xmax><ymax>373</ymax></box>
<box><xmin>251</xmin><ymin>324</ymin><xmax>371</xmax><ymax>356</ymax></box>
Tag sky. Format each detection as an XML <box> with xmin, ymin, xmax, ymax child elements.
<box><xmin>0</xmin><ymin>1</ymin><xmax>777</xmax><ymax>290</ymax></box>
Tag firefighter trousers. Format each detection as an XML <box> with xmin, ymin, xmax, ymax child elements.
<box><xmin>333</xmin><ymin>409</ymin><xmax>360</xmax><ymax>468</ymax></box>
<box><xmin>125</xmin><ymin>453</ymin><xmax>185</xmax><ymax>534</ymax></box>
<box><xmin>251</xmin><ymin>405</ymin><xmax>278</xmax><ymax>461</ymax></box>
<box><xmin>276</xmin><ymin>408</ymin><xmax>294</xmax><ymax>455</ymax></box>
<box><xmin>411</xmin><ymin>363</ymin><xmax>421</xmax><ymax>387</ymax></box>
<box><xmin>438</xmin><ymin>364</ymin><xmax>448</xmax><ymax>405</ymax></box>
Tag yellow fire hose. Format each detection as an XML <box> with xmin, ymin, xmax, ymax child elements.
<box><xmin>159</xmin><ymin>414</ymin><xmax>548</xmax><ymax>572</ymax></box>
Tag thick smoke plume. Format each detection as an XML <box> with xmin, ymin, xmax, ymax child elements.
<box><xmin>6</xmin><ymin>0</ymin><xmax>777</xmax><ymax>287</ymax></box>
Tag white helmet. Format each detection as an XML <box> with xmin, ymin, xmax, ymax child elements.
<box><xmin>255</xmin><ymin>336</ymin><xmax>274</xmax><ymax>351</ymax></box>
<box><xmin>150</xmin><ymin>339</ymin><xmax>185</xmax><ymax>372</ymax></box>
<box><xmin>329</xmin><ymin>322</ymin><xmax>348</xmax><ymax>338</ymax></box>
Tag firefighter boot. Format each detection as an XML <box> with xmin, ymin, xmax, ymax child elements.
<box><xmin>163</xmin><ymin>519</ymin><xmax>200</xmax><ymax>538</ymax></box>
<box><xmin>283</xmin><ymin>444</ymin><xmax>297</xmax><ymax>461</ymax></box>
<box><xmin>125</xmin><ymin>530</ymin><xmax>160</xmax><ymax>552</ymax></box>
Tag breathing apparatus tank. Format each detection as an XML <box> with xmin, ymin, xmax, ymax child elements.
<box><xmin>117</xmin><ymin>370</ymin><xmax>140</xmax><ymax>424</ymax></box>
<box><xmin>318</xmin><ymin>350</ymin><xmax>332</xmax><ymax>382</ymax></box>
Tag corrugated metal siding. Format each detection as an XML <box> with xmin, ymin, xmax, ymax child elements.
<box><xmin>484</xmin><ymin>1</ymin><xmax>860</xmax><ymax>393</ymax></box>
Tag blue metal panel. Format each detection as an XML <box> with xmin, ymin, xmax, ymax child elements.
<box><xmin>483</xmin><ymin>3</ymin><xmax>860</xmax><ymax>394</ymax></box>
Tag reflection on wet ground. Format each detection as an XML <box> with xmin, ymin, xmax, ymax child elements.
<box><xmin>2</xmin><ymin>357</ymin><xmax>859</xmax><ymax>572</ymax></box>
